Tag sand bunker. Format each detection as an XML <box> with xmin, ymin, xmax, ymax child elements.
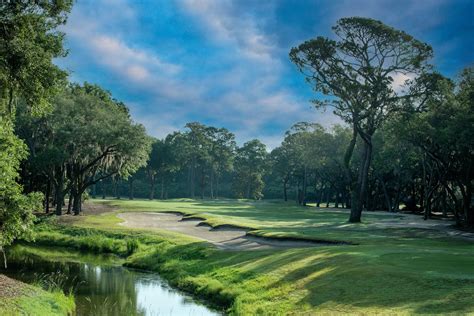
<box><xmin>117</xmin><ymin>212</ymin><xmax>327</xmax><ymax>250</ymax></box>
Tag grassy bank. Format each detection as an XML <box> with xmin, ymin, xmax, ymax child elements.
<box><xmin>27</xmin><ymin>199</ymin><xmax>474</xmax><ymax>315</ymax></box>
<box><xmin>0</xmin><ymin>274</ymin><xmax>75</xmax><ymax>316</ymax></box>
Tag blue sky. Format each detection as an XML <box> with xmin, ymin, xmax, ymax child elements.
<box><xmin>57</xmin><ymin>0</ymin><xmax>473</xmax><ymax>148</ymax></box>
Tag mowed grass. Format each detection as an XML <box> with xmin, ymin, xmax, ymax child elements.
<box><xmin>37</xmin><ymin>198</ymin><xmax>474</xmax><ymax>315</ymax></box>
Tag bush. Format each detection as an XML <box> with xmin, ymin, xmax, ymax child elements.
<box><xmin>126</xmin><ymin>238</ymin><xmax>139</xmax><ymax>255</ymax></box>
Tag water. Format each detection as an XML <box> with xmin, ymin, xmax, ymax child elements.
<box><xmin>2</xmin><ymin>245</ymin><xmax>221</xmax><ymax>316</ymax></box>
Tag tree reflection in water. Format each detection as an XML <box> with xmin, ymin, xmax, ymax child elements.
<box><xmin>3</xmin><ymin>245</ymin><xmax>219</xmax><ymax>316</ymax></box>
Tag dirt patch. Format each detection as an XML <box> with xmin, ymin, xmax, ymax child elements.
<box><xmin>56</xmin><ymin>201</ymin><xmax>117</xmax><ymax>224</ymax></box>
<box><xmin>117</xmin><ymin>212</ymin><xmax>331</xmax><ymax>250</ymax></box>
<box><xmin>369</xmin><ymin>213</ymin><xmax>474</xmax><ymax>241</ymax></box>
<box><xmin>0</xmin><ymin>274</ymin><xmax>28</xmax><ymax>298</ymax></box>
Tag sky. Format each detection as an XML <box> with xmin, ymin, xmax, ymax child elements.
<box><xmin>56</xmin><ymin>0</ymin><xmax>474</xmax><ymax>149</ymax></box>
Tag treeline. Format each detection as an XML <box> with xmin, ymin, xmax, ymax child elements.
<box><xmin>94</xmin><ymin>123</ymin><xmax>268</xmax><ymax>201</ymax></box>
<box><xmin>96</xmin><ymin>63</ymin><xmax>473</xmax><ymax>229</ymax></box>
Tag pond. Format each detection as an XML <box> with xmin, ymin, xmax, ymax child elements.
<box><xmin>1</xmin><ymin>245</ymin><xmax>221</xmax><ymax>316</ymax></box>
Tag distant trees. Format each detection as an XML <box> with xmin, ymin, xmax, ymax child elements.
<box><xmin>290</xmin><ymin>17</ymin><xmax>434</xmax><ymax>222</ymax></box>
<box><xmin>268</xmin><ymin>124</ymin><xmax>351</xmax><ymax>207</ymax></box>
<box><xmin>233</xmin><ymin>140</ymin><xmax>267</xmax><ymax>199</ymax></box>
<box><xmin>394</xmin><ymin>69</ymin><xmax>474</xmax><ymax>226</ymax></box>
<box><xmin>146</xmin><ymin>137</ymin><xmax>178</xmax><ymax>200</ymax></box>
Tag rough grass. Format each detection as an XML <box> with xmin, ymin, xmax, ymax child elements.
<box><xmin>0</xmin><ymin>274</ymin><xmax>75</xmax><ymax>316</ymax></box>
<box><xmin>28</xmin><ymin>198</ymin><xmax>474</xmax><ymax>315</ymax></box>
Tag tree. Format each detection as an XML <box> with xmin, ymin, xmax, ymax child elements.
<box><xmin>17</xmin><ymin>84</ymin><xmax>152</xmax><ymax>215</ymax></box>
<box><xmin>207</xmin><ymin>127</ymin><xmax>236</xmax><ymax>199</ymax></box>
<box><xmin>290</xmin><ymin>17</ymin><xmax>433</xmax><ymax>222</ymax></box>
<box><xmin>396</xmin><ymin>68</ymin><xmax>474</xmax><ymax>226</ymax></box>
<box><xmin>233</xmin><ymin>140</ymin><xmax>267</xmax><ymax>199</ymax></box>
<box><xmin>269</xmin><ymin>146</ymin><xmax>293</xmax><ymax>202</ymax></box>
<box><xmin>0</xmin><ymin>0</ymin><xmax>72</xmax><ymax>115</ymax></box>
<box><xmin>0</xmin><ymin>0</ymin><xmax>72</xmax><ymax>265</ymax></box>
<box><xmin>147</xmin><ymin>137</ymin><xmax>177</xmax><ymax>200</ymax></box>
<box><xmin>0</xmin><ymin>119</ymin><xmax>42</xmax><ymax>268</ymax></box>
<box><xmin>283</xmin><ymin>123</ymin><xmax>325</xmax><ymax>205</ymax></box>
<box><xmin>183</xmin><ymin>122</ymin><xmax>212</xmax><ymax>198</ymax></box>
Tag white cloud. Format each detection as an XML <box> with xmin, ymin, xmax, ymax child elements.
<box><xmin>390</xmin><ymin>72</ymin><xmax>416</xmax><ymax>93</ymax></box>
<box><xmin>180</xmin><ymin>0</ymin><xmax>277</xmax><ymax>64</ymax></box>
<box><xmin>89</xmin><ymin>35</ymin><xmax>182</xmax><ymax>77</ymax></box>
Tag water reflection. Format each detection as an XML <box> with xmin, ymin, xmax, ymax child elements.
<box><xmin>2</xmin><ymin>246</ymin><xmax>220</xmax><ymax>316</ymax></box>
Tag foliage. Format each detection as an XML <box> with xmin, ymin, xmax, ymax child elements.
<box><xmin>393</xmin><ymin>67</ymin><xmax>474</xmax><ymax>225</ymax></box>
<box><xmin>0</xmin><ymin>0</ymin><xmax>73</xmax><ymax>115</ymax></box>
<box><xmin>16</xmin><ymin>83</ymin><xmax>152</xmax><ymax>215</ymax></box>
<box><xmin>0</xmin><ymin>119</ymin><xmax>42</xmax><ymax>267</ymax></box>
<box><xmin>233</xmin><ymin>139</ymin><xmax>267</xmax><ymax>199</ymax></box>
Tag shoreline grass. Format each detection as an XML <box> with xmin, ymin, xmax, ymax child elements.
<box><xmin>0</xmin><ymin>274</ymin><xmax>75</xmax><ymax>316</ymax></box>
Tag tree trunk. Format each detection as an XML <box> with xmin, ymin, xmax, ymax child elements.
<box><xmin>128</xmin><ymin>179</ymin><xmax>134</xmax><ymax>200</ymax></box>
<box><xmin>150</xmin><ymin>175</ymin><xmax>155</xmax><ymax>200</ymax></box>
<box><xmin>283</xmin><ymin>177</ymin><xmax>288</xmax><ymax>202</ymax></box>
<box><xmin>460</xmin><ymin>179</ymin><xmax>473</xmax><ymax>227</ymax></box>
<box><xmin>67</xmin><ymin>192</ymin><xmax>73</xmax><ymax>215</ymax></box>
<box><xmin>115</xmin><ymin>178</ymin><xmax>121</xmax><ymax>199</ymax></box>
<box><xmin>345</xmin><ymin>188</ymin><xmax>351</xmax><ymax>209</ymax></box>
<box><xmin>45</xmin><ymin>180</ymin><xmax>51</xmax><ymax>213</ymax></box>
<box><xmin>189</xmin><ymin>162</ymin><xmax>195</xmax><ymax>198</ymax></box>
<box><xmin>73</xmin><ymin>191</ymin><xmax>82</xmax><ymax>215</ymax></box>
<box><xmin>302</xmin><ymin>166</ymin><xmax>307</xmax><ymax>206</ymax></box>
<box><xmin>343</xmin><ymin>126</ymin><xmax>357</xmax><ymax>210</ymax></box>
<box><xmin>101</xmin><ymin>180</ymin><xmax>106</xmax><ymax>199</ymax></box>
<box><xmin>160</xmin><ymin>177</ymin><xmax>164</xmax><ymax>200</ymax></box>
<box><xmin>7</xmin><ymin>87</ymin><xmax>14</xmax><ymax>114</ymax></box>
<box><xmin>200</xmin><ymin>170</ymin><xmax>205</xmax><ymax>200</ymax></box>
<box><xmin>215</xmin><ymin>175</ymin><xmax>220</xmax><ymax>199</ymax></box>
<box><xmin>54</xmin><ymin>175</ymin><xmax>64</xmax><ymax>216</ymax></box>
<box><xmin>1</xmin><ymin>246</ymin><xmax>7</xmax><ymax>269</ymax></box>
<box><xmin>350</xmin><ymin>137</ymin><xmax>372</xmax><ymax>223</ymax></box>
<box><xmin>325</xmin><ymin>187</ymin><xmax>330</xmax><ymax>208</ymax></box>
<box><xmin>317</xmin><ymin>185</ymin><xmax>324</xmax><ymax>207</ymax></box>
<box><xmin>378</xmin><ymin>175</ymin><xmax>392</xmax><ymax>212</ymax></box>
<box><xmin>210</xmin><ymin>169</ymin><xmax>214</xmax><ymax>199</ymax></box>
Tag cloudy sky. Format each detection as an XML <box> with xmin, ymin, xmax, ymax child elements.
<box><xmin>57</xmin><ymin>0</ymin><xmax>473</xmax><ymax>148</ymax></box>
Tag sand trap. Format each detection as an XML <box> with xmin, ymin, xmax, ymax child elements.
<box><xmin>117</xmin><ymin>212</ymin><xmax>324</xmax><ymax>250</ymax></box>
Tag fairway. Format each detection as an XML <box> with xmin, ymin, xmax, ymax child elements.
<box><xmin>52</xmin><ymin>198</ymin><xmax>474</xmax><ymax>315</ymax></box>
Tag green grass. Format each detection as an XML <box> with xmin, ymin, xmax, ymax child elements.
<box><xmin>27</xmin><ymin>198</ymin><xmax>474</xmax><ymax>315</ymax></box>
<box><xmin>0</xmin><ymin>278</ymin><xmax>75</xmax><ymax>316</ymax></box>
